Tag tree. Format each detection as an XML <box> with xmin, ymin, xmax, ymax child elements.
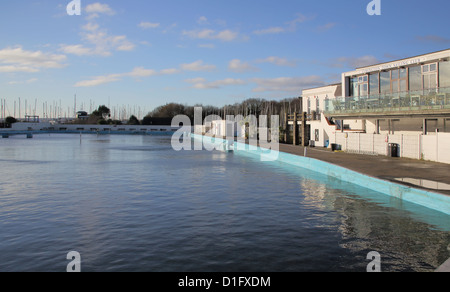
<box><xmin>5</xmin><ymin>116</ymin><xmax>17</xmax><ymax>124</ymax></box>
<box><xmin>128</xmin><ymin>115</ymin><xmax>140</xmax><ymax>125</ymax></box>
<box><xmin>92</xmin><ymin>105</ymin><xmax>111</xmax><ymax>119</ymax></box>
<box><xmin>148</xmin><ymin>103</ymin><xmax>186</xmax><ymax>119</ymax></box>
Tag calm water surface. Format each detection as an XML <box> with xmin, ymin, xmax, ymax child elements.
<box><xmin>0</xmin><ymin>134</ymin><xmax>449</xmax><ymax>272</ymax></box>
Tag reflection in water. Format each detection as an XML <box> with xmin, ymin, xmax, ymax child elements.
<box><xmin>334</xmin><ymin>196</ymin><xmax>449</xmax><ymax>272</ymax></box>
<box><xmin>299</xmin><ymin>178</ymin><xmax>450</xmax><ymax>272</ymax></box>
<box><xmin>395</xmin><ymin>178</ymin><xmax>450</xmax><ymax>191</ymax></box>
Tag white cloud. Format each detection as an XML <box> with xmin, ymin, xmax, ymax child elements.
<box><xmin>160</xmin><ymin>68</ymin><xmax>181</xmax><ymax>75</ymax></box>
<box><xmin>180</xmin><ymin>60</ymin><xmax>216</xmax><ymax>72</ymax></box>
<box><xmin>0</xmin><ymin>65</ymin><xmax>39</xmax><ymax>73</ymax></box>
<box><xmin>197</xmin><ymin>16</ymin><xmax>208</xmax><ymax>25</ymax></box>
<box><xmin>316</xmin><ymin>22</ymin><xmax>337</xmax><ymax>32</ymax></box>
<box><xmin>182</xmin><ymin>29</ymin><xmax>239</xmax><ymax>42</ymax></box>
<box><xmin>253</xmin><ymin>13</ymin><xmax>315</xmax><ymax>35</ymax></box>
<box><xmin>288</xmin><ymin>13</ymin><xmax>314</xmax><ymax>27</ymax></box>
<box><xmin>85</xmin><ymin>3</ymin><xmax>115</xmax><ymax>19</ymax></box>
<box><xmin>186</xmin><ymin>77</ymin><xmax>246</xmax><ymax>89</ymax></box>
<box><xmin>61</xmin><ymin>20</ymin><xmax>135</xmax><ymax>57</ymax></box>
<box><xmin>82</xmin><ymin>22</ymin><xmax>100</xmax><ymax>32</ymax></box>
<box><xmin>331</xmin><ymin>55</ymin><xmax>381</xmax><ymax>68</ymax></box>
<box><xmin>256</xmin><ymin>56</ymin><xmax>297</xmax><ymax>67</ymax></box>
<box><xmin>8</xmin><ymin>78</ymin><xmax>38</xmax><ymax>85</ymax></box>
<box><xmin>253</xmin><ymin>27</ymin><xmax>286</xmax><ymax>35</ymax></box>
<box><xmin>59</xmin><ymin>44</ymin><xmax>95</xmax><ymax>56</ymax></box>
<box><xmin>251</xmin><ymin>76</ymin><xmax>325</xmax><ymax>93</ymax></box>
<box><xmin>60</xmin><ymin>3</ymin><xmax>135</xmax><ymax>57</ymax></box>
<box><xmin>74</xmin><ymin>67</ymin><xmax>157</xmax><ymax>87</ymax></box>
<box><xmin>75</xmin><ymin>74</ymin><xmax>121</xmax><ymax>87</ymax></box>
<box><xmin>75</xmin><ymin>66</ymin><xmax>184</xmax><ymax>87</ymax></box>
<box><xmin>228</xmin><ymin>59</ymin><xmax>259</xmax><ymax>73</ymax></box>
<box><xmin>126</xmin><ymin>67</ymin><xmax>158</xmax><ymax>77</ymax></box>
<box><xmin>139</xmin><ymin>22</ymin><xmax>160</xmax><ymax>29</ymax></box>
<box><xmin>0</xmin><ymin>46</ymin><xmax>67</xmax><ymax>73</ymax></box>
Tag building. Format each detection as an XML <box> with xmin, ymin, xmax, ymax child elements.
<box><xmin>210</xmin><ymin>120</ymin><xmax>243</xmax><ymax>138</ymax></box>
<box><xmin>303</xmin><ymin>49</ymin><xmax>450</xmax><ymax>149</ymax></box>
<box><xmin>76</xmin><ymin>111</ymin><xmax>89</xmax><ymax>120</ymax></box>
<box><xmin>302</xmin><ymin>83</ymin><xmax>343</xmax><ymax>147</ymax></box>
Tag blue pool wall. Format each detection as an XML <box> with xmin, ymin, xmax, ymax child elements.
<box><xmin>192</xmin><ymin>133</ymin><xmax>450</xmax><ymax>216</ymax></box>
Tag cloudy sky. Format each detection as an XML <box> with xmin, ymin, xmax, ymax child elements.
<box><xmin>1</xmin><ymin>0</ymin><xmax>449</xmax><ymax>117</ymax></box>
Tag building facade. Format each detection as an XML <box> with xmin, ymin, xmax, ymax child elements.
<box><xmin>303</xmin><ymin>49</ymin><xmax>450</xmax><ymax>149</ymax></box>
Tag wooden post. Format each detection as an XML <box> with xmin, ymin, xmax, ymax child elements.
<box><xmin>293</xmin><ymin>112</ymin><xmax>298</xmax><ymax>145</ymax></box>
<box><xmin>376</xmin><ymin>119</ymin><xmax>380</xmax><ymax>134</ymax></box>
<box><xmin>301</xmin><ymin>112</ymin><xmax>307</xmax><ymax>146</ymax></box>
<box><xmin>284</xmin><ymin>112</ymin><xmax>289</xmax><ymax>143</ymax></box>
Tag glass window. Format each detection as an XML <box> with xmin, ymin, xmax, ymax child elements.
<box><xmin>369</xmin><ymin>73</ymin><xmax>379</xmax><ymax>95</ymax></box>
<box><xmin>350</xmin><ymin>77</ymin><xmax>358</xmax><ymax>97</ymax></box>
<box><xmin>409</xmin><ymin>65</ymin><xmax>422</xmax><ymax>91</ymax></box>
<box><xmin>424</xmin><ymin>74</ymin><xmax>437</xmax><ymax>90</ymax></box>
<box><xmin>439</xmin><ymin>61</ymin><xmax>450</xmax><ymax>88</ymax></box>
<box><xmin>423</xmin><ymin>65</ymin><xmax>429</xmax><ymax>73</ymax></box>
<box><xmin>391</xmin><ymin>80</ymin><xmax>399</xmax><ymax>93</ymax></box>
<box><xmin>400</xmin><ymin>79</ymin><xmax>407</xmax><ymax>92</ymax></box>
<box><xmin>430</xmin><ymin>64</ymin><xmax>437</xmax><ymax>72</ymax></box>
<box><xmin>360</xmin><ymin>83</ymin><xmax>368</xmax><ymax>96</ymax></box>
<box><xmin>400</xmin><ymin>68</ymin><xmax>407</xmax><ymax>79</ymax></box>
<box><xmin>380</xmin><ymin>71</ymin><xmax>391</xmax><ymax>94</ymax></box>
<box><xmin>391</xmin><ymin>69</ymin><xmax>399</xmax><ymax>80</ymax></box>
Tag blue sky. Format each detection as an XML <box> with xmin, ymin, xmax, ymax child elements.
<box><xmin>1</xmin><ymin>0</ymin><xmax>450</xmax><ymax>118</ymax></box>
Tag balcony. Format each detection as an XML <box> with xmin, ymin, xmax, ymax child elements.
<box><xmin>324</xmin><ymin>87</ymin><xmax>450</xmax><ymax>118</ymax></box>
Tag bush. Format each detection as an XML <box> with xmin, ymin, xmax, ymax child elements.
<box><xmin>5</xmin><ymin>117</ymin><xmax>17</xmax><ymax>124</ymax></box>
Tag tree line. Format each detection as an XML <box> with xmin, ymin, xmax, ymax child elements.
<box><xmin>2</xmin><ymin>97</ymin><xmax>301</xmax><ymax>126</ymax></box>
<box><xmin>139</xmin><ymin>97</ymin><xmax>302</xmax><ymax>125</ymax></box>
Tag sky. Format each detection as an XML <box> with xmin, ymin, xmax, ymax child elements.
<box><xmin>0</xmin><ymin>0</ymin><xmax>450</xmax><ymax>118</ymax></box>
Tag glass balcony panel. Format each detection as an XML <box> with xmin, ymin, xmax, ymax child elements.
<box><xmin>323</xmin><ymin>87</ymin><xmax>450</xmax><ymax>115</ymax></box>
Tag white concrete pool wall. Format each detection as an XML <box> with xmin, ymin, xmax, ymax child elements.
<box><xmin>192</xmin><ymin>133</ymin><xmax>450</xmax><ymax>216</ymax></box>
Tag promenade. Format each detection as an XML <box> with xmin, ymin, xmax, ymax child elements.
<box><xmin>279</xmin><ymin>143</ymin><xmax>450</xmax><ymax>196</ymax></box>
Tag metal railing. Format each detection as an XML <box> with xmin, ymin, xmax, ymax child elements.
<box><xmin>324</xmin><ymin>87</ymin><xmax>450</xmax><ymax>115</ymax></box>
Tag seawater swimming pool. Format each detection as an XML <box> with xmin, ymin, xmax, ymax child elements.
<box><xmin>0</xmin><ymin>134</ymin><xmax>448</xmax><ymax>272</ymax></box>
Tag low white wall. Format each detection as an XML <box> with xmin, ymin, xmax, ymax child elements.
<box><xmin>334</xmin><ymin>132</ymin><xmax>450</xmax><ymax>164</ymax></box>
<box><xmin>9</xmin><ymin>122</ymin><xmax>180</xmax><ymax>133</ymax></box>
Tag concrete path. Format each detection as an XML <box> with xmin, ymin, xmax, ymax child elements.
<box><xmin>436</xmin><ymin>258</ymin><xmax>450</xmax><ymax>272</ymax></box>
<box><xmin>278</xmin><ymin>144</ymin><xmax>450</xmax><ymax>196</ymax></box>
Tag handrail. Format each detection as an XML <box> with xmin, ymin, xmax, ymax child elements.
<box><xmin>325</xmin><ymin>86</ymin><xmax>450</xmax><ymax>114</ymax></box>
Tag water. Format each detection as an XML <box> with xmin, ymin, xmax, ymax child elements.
<box><xmin>0</xmin><ymin>134</ymin><xmax>449</xmax><ymax>272</ymax></box>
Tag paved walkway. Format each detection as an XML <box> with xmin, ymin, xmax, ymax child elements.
<box><xmin>278</xmin><ymin>144</ymin><xmax>450</xmax><ymax>196</ymax></box>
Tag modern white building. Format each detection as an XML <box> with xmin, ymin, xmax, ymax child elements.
<box><xmin>303</xmin><ymin>49</ymin><xmax>450</xmax><ymax>149</ymax></box>
<box><xmin>210</xmin><ymin>120</ymin><xmax>243</xmax><ymax>138</ymax></box>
